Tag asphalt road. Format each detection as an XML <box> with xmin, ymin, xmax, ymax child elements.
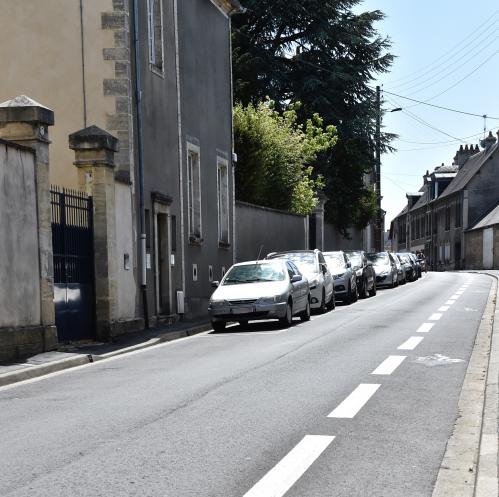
<box><xmin>0</xmin><ymin>272</ymin><xmax>492</xmax><ymax>497</ymax></box>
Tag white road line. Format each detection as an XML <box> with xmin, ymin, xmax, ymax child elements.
<box><xmin>398</xmin><ymin>336</ymin><xmax>424</xmax><ymax>350</ymax></box>
<box><xmin>428</xmin><ymin>313</ymin><xmax>442</xmax><ymax>321</ymax></box>
<box><xmin>417</xmin><ymin>322</ymin><xmax>435</xmax><ymax>333</ymax></box>
<box><xmin>438</xmin><ymin>305</ymin><xmax>450</xmax><ymax>312</ymax></box>
<box><xmin>242</xmin><ymin>435</ymin><xmax>335</xmax><ymax>497</ymax></box>
<box><xmin>328</xmin><ymin>384</ymin><xmax>380</xmax><ymax>418</ymax></box>
<box><xmin>445</xmin><ymin>299</ymin><xmax>456</xmax><ymax>305</ymax></box>
<box><xmin>371</xmin><ymin>356</ymin><xmax>406</xmax><ymax>375</ymax></box>
<box><xmin>450</xmin><ymin>294</ymin><xmax>460</xmax><ymax>300</ymax></box>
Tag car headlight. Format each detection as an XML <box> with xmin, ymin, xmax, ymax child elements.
<box><xmin>309</xmin><ymin>277</ymin><xmax>320</xmax><ymax>289</ymax></box>
<box><xmin>209</xmin><ymin>299</ymin><xmax>227</xmax><ymax>308</ymax></box>
<box><xmin>333</xmin><ymin>273</ymin><xmax>345</xmax><ymax>280</ymax></box>
<box><xmin>379</xmin><ymin>270</ymin><xmax>389</xmax><ymax>276</ymax></box>
<box><xmin>356</xmin><ymin>269</ymin><xmax>362</xmax><ymax>277</ymax></box>
<box><xmin>257</xmin><ymin>295</ymin><xmax>285</xmax><ymax>305</ymax></box>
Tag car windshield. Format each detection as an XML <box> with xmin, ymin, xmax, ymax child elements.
<box><xmin>324</xmin><ymin>253</ymin><xmax>345</xmax><ymax>270</ymax></box>
<box><xmin>222</xmin><ymin>262</ymin><xmax>285</xmax><ymax>285</ymax></box>
<box><xmin>367</xmin><ymin>253</ymin><xmax>389</xmax><ymax>266</ymax></box>
<box><xmin>345</xmin><ymin>252</ymin><xmax>362</xmax><ymax>268</ymax></box>
<box><xmin>271</xmin><ymin>252</ymin><xmax>317</xmax><ymax>275</ymax></box>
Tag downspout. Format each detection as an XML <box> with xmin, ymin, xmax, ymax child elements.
<box><xmin>79</xmin><ymin>0</ymin><xmax>87</xmax><ymax>127</ymax></box>
<box><xmin>173</xmin><ymin>0</ymin><xmax>186</xmax><ymax>308</ymax></box>
<box><xmin>132</xmin><ymin>0</ymin><xmax>149</xmax><ymax>328</ymax></box>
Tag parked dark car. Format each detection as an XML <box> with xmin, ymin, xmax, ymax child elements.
<box><xmin>344</xmin><ymin>250</ymin><xmax>377</xmax><ymax>298</ymax></box>
<box><xmin>397</xmin><ymin>253</ymin><xmax>415</xmax><ymax>282</ymax></box>
<box><xmin>366</xmin><ymin>251</ymin><xmax>398</xmax><ymax>288</ymax></box>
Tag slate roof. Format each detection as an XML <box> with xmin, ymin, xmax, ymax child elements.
<box><xmin>439</xmin><ymin>140</ymin><xmax>498</xmax><ymax>199</ymax></box>
<box><xmin>410</xmin><ymin>184</ymin><xmax>430</xmax><ymax>211</ymax></box>
<box><xmin>470</xmin><ymin>202</ymin><xmax>499</xmax><ymax>230</ymax></box>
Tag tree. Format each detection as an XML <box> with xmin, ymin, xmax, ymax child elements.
<box><xmin>232</xmin><ymin>0</ymin><xmax>394</xmax><ymax>234</ymax></box>
<box><xmin>233</xmin><ymin>101</ymin><xmax>337</xmax><ymax>215</ymax></box>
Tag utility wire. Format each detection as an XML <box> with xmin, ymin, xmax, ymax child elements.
<box><xmin>384</xmin><ymin>9</ymin><xmax>499</xmax><ymax>86</ymax></box>
<box><xmin>383</xmin><ymin>89</ymin><xmax>499</xmax><ymax>120</ymax></box>
<box><xmin>394</xmin><ymin>32</ymin><xmax>498</xmax><ymax>95</ymax></box>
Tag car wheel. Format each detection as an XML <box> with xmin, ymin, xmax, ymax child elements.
<box><xmin>328</xmin><ymin>291</ymin><xmax>336</xmax><ymax>310</ymax></box>
<box><xmin>300</xmin><ymin>298</ymin><xmax>311</xmax><ymax>321</ymax></box>
<box><xmin>279</xmin><ymin>301</ymin><xmax>293</xmax><ymax>327</ymax></box>
<box><xmin>319</xmin><ymin>290</ymin><xmax>327</xmax><ymax>313</ymax></box>
<box><xmin>211</xmin><ymin>321</ymin><xmax>226</xmax><ymax>332</ymax></box>
<box><xmin>363</xmin><ymin>278</ymin><xmax>370</xmax><ymax>299</ymax></box>
<box><xmin>352</xmin><ymin>282</ymin><xmax>358</xmax><ymax>302</ymax></box>
<box><xmin>369</xmin><ymin>281</ymin><xmax>377</xmax><ymax>297</ymax></box>
<box><xmin>345</xmin><ymin>283</ymin><xmax>352</xmax><ymax>304</ymax></box>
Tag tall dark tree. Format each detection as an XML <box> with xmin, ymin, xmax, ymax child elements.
<box><xmin>232</xmin><ymin>0</ymin><xmax>394</xmax><ymax>234</ymax></box>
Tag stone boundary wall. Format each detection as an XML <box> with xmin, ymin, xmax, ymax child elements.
<box><xmin>324</xmin><ymin>223</ymin><xmax>363</xmax><ymax>252</ymax></box>
<box><xmin>235</xmin><ymin>201</ymin><xmax>308</xmax><ymax>262</ymax></box>
<box><xmin>0</xmin><ymin>139</ymin><xmax>45</xmax><ymax>361</ymax></box>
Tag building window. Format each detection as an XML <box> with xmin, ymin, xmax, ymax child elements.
<box><xmin>147</xmin><ymin>0</ymin><xmax>164</xmax><ymax>74</ymax></box>
<box><xmin>217</xmin><ymin>158</ymin><xmax>230</xmax><ymax>245</ymax></box>
<box><xmin>445</xmin><ymin>205</ymin><xmax>451</xmax><ymax>231</ymax></box>
<box><xmin>187</xmin><ymin>144</ymin><xmax>202</xmax><ymax>241</ymax></box>
<box><xmin>455</xmin><ymin>198</ymin><xmax>462</xmax><ymax>228</ymax></box>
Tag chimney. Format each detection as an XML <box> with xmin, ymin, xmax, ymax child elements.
<box><xmin>480</xmin><ymin>131</ymin><xmax>497</xmax><ymax>150</ymax></box>
<box><xmin>453</xmin><ymin>144</ymin><xmax>477</xmax><ymax>167</ymax></box>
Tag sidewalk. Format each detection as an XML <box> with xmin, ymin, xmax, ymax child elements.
<box><xmin>0</xmin><ymin>318</ymin><xmax>212</xmax><ymax>388</ymax></box>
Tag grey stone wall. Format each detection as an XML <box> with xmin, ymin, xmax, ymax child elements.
<box><xmin>0</xmin><ymin>140</ymin><xmax>40</xmax><ymax>328</ymax></box>
<box><xmin>235</xmin><ymin>201</ymin><xmax>308</xmax><ymax>262</ymax></box>
<box><xmin>324</xmin><ymin>224</ymin><xmax>363</xmax><ymax>251</ymax></box>
<box><xmin>465</xmin><ymin>230</ymin><xmax>484</xmax><ymax>269</ymax></box>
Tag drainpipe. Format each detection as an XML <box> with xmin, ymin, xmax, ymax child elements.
<box><xmin>132</xmin><ymin>0</ymin><xmax>149</xmax><ymax>328</ymax></box>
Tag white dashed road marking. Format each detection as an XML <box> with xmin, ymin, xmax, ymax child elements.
<box><xmin>371</xmin><ymin>356</ymin><xmax>406</xmax><ymax>375</ymax></box>
<box><xmin>445</xmin><ymin>299</ymin><xmax>456</xmax><ymax>305</ymax></box>
<box><xmin>428</xmin><ymin>313</ymin><xmax>442</xmax><ymax>321</ymax></box>
<box><xmin>398</xmin><ymin>336</ymin><xmax>424</xmax><ymax>350</ymax></box>
<box><xmin>242</xmin><ymin>435</ymin><xmax>335</xmax><ymax>497</ymax></box>
<box><xmin>417</xmin><ymin>323</ymin><xmax>435</xmax><ymax>333</ymax></box>
<box><xmin>438</xmin><ymin>305</ymin><xmax>450</xmax><ymax>312</ymax></box>
<box><xmin>328</xmin><ymin>384</ymin><xmax>381</xmax><ymax>419</ymax></box>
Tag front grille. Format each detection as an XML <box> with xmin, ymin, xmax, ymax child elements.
<box><xmin>227</xmin><ymin>299</ymin><xmax>258</xmax><ymax>305</ymax></box>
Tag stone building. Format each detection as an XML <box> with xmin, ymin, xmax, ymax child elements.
<box><xmin>0</xmin><ymin>0</ymin><xmax>243</xmax><ymax>344</ymax></box>
<box><xmin>390</xmin><ymin>132</ymin><xmax>499</xmax><ymax>270</ymax></box>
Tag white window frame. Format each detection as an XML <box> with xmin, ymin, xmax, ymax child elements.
<box><xmin>147</xmin><ymin>0</ymin><xmax>164</xmax><ymax>75</ymax></box>
<box><xmin>217</xmin><ymin>157</ymin><xmax>230</xmax><ymax>245</ymax></box>
<box><xmin>186</xmin><ymin>143</ymin><xmax>202</xmax><ymax>240</ymax></box>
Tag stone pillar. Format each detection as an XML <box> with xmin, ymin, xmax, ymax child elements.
<box><xmin>69</xmin><ymin>126</ymin><xmax>119</xmax><ymax>341</ymax></box>
<box><xmin>313</xmin><ymin>192</ymin><xmax>327</xmax><ymax>251</ymax></box>
<box><xmin>0</xmin><ymin>95</ymin><xmax>57</xmax><ymax>350</ymax></box>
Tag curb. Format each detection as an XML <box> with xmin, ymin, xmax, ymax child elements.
<box><xmin>0</xmin><ymin>322</ymin><xmax>212</xmax><ymax>388</ymax></box>
<box><xmin>432</xmin><ymin>272</ymin><xmax>498</xmax><ymax>497</ymax></box>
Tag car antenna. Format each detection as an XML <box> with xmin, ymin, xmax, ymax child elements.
<box><xmin>256</xmin><ymin>245</ymin><xmax>264</xmax><ymax>264</ymax></box>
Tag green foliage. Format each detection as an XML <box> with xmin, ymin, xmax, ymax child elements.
<box><xmin>233</xmin><ymin>101</ymin><xmax>337</xmax><ymax>215</ymax></box>
<box><xmin>232</xmin><ymin>0</ymin><xmax>394</xmax><ymax>234</ymax></box>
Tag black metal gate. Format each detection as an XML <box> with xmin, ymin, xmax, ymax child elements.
<box><xmin>51</xmin><ymin>187</ymin><xmax>96</xmax><ymax>342</ymax></box>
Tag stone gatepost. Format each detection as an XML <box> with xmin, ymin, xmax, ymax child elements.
<box><xmin>312</xmin><ymin>192</ymin><xmax>327</xmax><ymax>251</ymax></box>
<box><xmin>69</xmin><ymin>126</ymin><xmax>119</xmax><ymax>341</ymax></box>
<box><xmin>0</xmin><ymin>95</ymin><xmax>57</xmax><ymax>350</ymax></box>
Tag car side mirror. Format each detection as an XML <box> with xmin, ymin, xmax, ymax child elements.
<box><xmin>346</xmin><ymin>262</ymin><xmax>351</xmax><ymax>268</ymax></box>
<box><xmin>291</xmin><ymin>274</ymin><xmax>302</xmax><ymax>283</ymax></box>
<box><xmin>322</xmin><ymin>265</ymin><xmax>328</xmax><ymax>274</ymax></box>
<box><xmin>211</xmin><ymin>281</ymin><xmax>219</xmax><ymax>288</ymax></box>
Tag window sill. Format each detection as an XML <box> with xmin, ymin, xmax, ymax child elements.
<box><xmin>189</xmin><ymin>235</ymin><xmax>203</xmax><ymax>246</ymax></box>
<box><xmin>218</xmin><ymin>240</ymin><xmax>231</xmax><ymax>249</ymax></box>
<box><xmin>150</xmin><ymin>64</ymin><xmax>165</xmax><ymax>78</ymax></box>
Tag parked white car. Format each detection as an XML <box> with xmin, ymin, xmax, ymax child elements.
<box><xmin>208</xmin><ymin>259</ymin><xmax>310</xmax><ymax>331</ymax></box>
<box><xmin>323</xmin><ymin>250</ymin><xmax>358</xmax><ymax>304</ymax></box>
<box><xmin>266</xmin><ymin>250</ymin><xmax>334</xmax><ymax>312</ymax></box>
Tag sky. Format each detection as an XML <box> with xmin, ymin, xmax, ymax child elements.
<box><xmin>357</xmin><ymin>0</ymin><xmax>499</xmax><ymax>228</ymax></box>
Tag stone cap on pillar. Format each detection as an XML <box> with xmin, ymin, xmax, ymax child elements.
<box><xmin>69</xmin><ymin>125</ymin><xmax>119</xmax><ymax>152</ymax></box>
<box><xmin>0</xmin><ymin>95</ymin><xmax>54</xmax><ymax>125</ymax></box>
<box><xmin>69</xmin><ymin>125</ymin><xmax>119</xmax><ymax>168</ymax></box>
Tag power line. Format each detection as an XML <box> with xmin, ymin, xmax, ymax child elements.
<box><xmin>382</xmin><ymin>89</ymin><xmax>499</xmax><ymax>120</ymax></box>
<box><xmin>384</xmin><ymin>9</ymin><xmax>499</xmax><ymax>86</ymax></box>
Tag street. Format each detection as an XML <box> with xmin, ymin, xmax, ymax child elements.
<box><xmin>0</xmin><ymin>272</ymin><xmax>492</xmax><ymax>497</ymax></box>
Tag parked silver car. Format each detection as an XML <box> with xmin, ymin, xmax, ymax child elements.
<box><xmin>366</xmin><ymin>252</ymin><xmax>398</xmax><ymax>288</ymax></box>
<box><xmin>266</xmin><ymin>250</ymin><xmax>334</xmax><ymax>312</ymax></box>
<box><xmin>208</xmin><ymin>259</ymin><xmax>310</xmax><ymax>331</ymax></box>
<box><xmin>323</xmin><ymin>251</ymin><xmax>358</xmax><ymax>304</ymax></box>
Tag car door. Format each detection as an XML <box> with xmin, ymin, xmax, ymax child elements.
<box><xmin>318</xmin><ymin>253</ymin><xmax>334</xmax><ymax>301</ymax></box>
<box><xmin>288</xmin><ymin>261</ymin><xmax>307</xmax><ymax>311</ymax></box>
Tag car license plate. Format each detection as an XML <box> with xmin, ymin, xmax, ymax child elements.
<box><xmin>231</xmin><ymin>306</ymin><xmax>253</xmax><ymax>315</ymax></box>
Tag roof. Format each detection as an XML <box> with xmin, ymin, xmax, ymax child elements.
<box><xmin>469</xmin><ymin>202</ymin><xmax>499</xmax><ymax>230</ymax></box>
<box><xmin>439</xmin><ymin>140</ymin><xmax>498</xmax><ymax>199</ymax></box>
<box><xmin>410</xmin><ymin>184</ymin><xmax>430</xmax><ymax>211</ymax></box>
